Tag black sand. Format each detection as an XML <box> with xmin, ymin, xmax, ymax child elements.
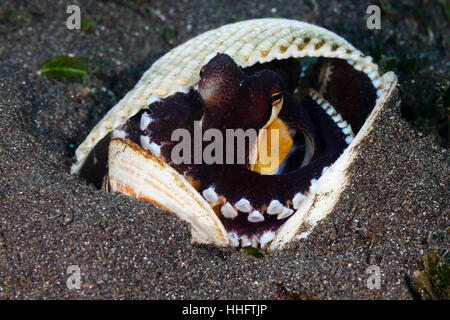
<box><xmin>0</xmin><ymin>0</ymin><xmax>448</xmax><ymax>299</ymax></box>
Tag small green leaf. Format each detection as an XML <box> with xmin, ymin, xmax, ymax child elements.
<box><xmin>242</xmin><ymin>246</ymin><xmax>264</xmax><ymax>258</ymax></box>
<box><xmin>39</xmin><ymin>55</ymin><xmax>89</xmax><ymax>82</ymax></box>
<box><xmin>81</xmin><ymin>17</ymin><xmax>95</xmax><ymax>33</ymax></box>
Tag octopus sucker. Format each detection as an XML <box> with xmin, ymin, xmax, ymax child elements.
<box><xmin>72</xmin><ymin>18</ymin><xmax>399</xmax><ymax>250</ymax></box>
<box><xmin>221</xmin><ymin>202</ymin><xmax>238</xmax><ymax>219</ymax></box>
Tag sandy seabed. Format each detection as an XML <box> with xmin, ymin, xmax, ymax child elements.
<box><xmin>0</xmin><ymin>0</ymin><xmax>448</xmax><ymax>299</ymax></box>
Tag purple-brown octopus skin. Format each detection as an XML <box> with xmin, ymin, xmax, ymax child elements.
<box><xmin>121</xmin><ymin>53</ymin><xmax>377</xmax><ymax>240</ymax></box>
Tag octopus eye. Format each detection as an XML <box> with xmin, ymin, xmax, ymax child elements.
<box><xmin>271</xmin><ymin>87</ymin><xmax>283</xmax><ymax>106</ymax></box>
<box><xmin>199</xmin><ymin>65</ymin><xmax>206</xmax><ymax>77</ymax></box>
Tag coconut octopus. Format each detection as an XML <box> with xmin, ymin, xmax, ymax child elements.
<box><xmin>71</xmin><ymin>19</ymin><xmax>397</xmax><ymax>250</ymax></box>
